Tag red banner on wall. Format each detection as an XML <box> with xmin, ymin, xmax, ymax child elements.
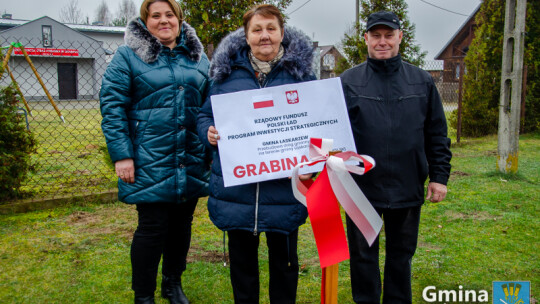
<box><xmin>14</xmin><ymin>48</ymin><xmax>79</xmax><ymax>57</ymax></box>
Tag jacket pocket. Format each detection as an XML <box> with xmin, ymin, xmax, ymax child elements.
<box><xmin>395</xmin><ymin>93</ymin><xmax>428</xmax><ymax>126</ymax></box>
<box><xmin>346</xmin><ymin>95</ymin><xmax>385</xmax><ymax>130</ymax></box>
<box><xmin>128</xmin><ymin>110</ymin><xmax>152</xmax><ymax>147</ymax></box>
<box><xmin>349</xmin><ymin>94</ymin><xmax>383</xmax><ymax>102</ymax></box>
<box><xmin>398</xmin><ymin>94</ymin><xmax>426</xmax><ymax>101</ymax></box>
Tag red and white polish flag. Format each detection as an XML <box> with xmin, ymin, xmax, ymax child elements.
<box><xmin>252</xmin><ymin>94</ymin><xmax>274</xmax><ymax>109</ymax></box>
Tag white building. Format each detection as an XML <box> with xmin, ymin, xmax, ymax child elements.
<box><xmin>0</xmin><ymin>16</ymin><xmax>125</xmax><ymax>101</ymax></box>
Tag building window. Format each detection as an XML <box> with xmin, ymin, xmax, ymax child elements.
<box><xmin>42</xmin><ymin>25</ymin><xmax>52</xmax><ymax>47</ymax></box>
<box><xmin>323</xmin><ymin>54</ymin><xmax>335</xmax><ymax>70</ymax></box>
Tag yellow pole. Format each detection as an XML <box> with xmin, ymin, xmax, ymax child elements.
<box><xmin>323</xmin><ymin>264</ymin><xmax>339</xmax><ymax>304</ymax></box>
<box><xmin>19</xmin><ymin>45</ymin><xmax>64</xmax><ymax>123</ymax></box>
<box><xmin>0</xmin><ymin>45</ymin><xmax>14</xmax><ymax>80</ymax></box>
<box><xmin>7</xmin><ymin>65</ymin><xmax>32</xmax><ymax>116</ymax></box>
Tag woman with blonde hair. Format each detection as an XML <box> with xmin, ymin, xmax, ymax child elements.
<box><xmin>100</xmin><ymin>0</ymin><xmax>210</xmax><ymax>303</ymax></box>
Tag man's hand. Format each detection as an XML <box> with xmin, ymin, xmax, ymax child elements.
<box><xmin>426</xmin><ymin>182</ymin><xmax>447</xmax><ymax>203</ymax></box>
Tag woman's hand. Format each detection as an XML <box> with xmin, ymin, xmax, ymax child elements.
<box><xmin>289</xmin><ymin>173</ymin><xmax>314</xmax><ymax>181</ymax></box>
<box><xmin>298</xmin><ymin>173</ymin><xmax>313</xmax><ymax>181</ymax></box>
<box><xmin>115</xmin><ymin>158</ymin><xmax>135</xmax><ymax>184</ymax></box>
<box><xmin>208</xmin><ymin>126</ymin><xmax>220</xmax><ymax>146</ymax></box>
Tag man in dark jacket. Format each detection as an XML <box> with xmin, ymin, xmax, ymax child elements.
<box><xmin>340</xmin><ymin>11</ymin><xmax>452</xmax><ymax>304</ymax></box>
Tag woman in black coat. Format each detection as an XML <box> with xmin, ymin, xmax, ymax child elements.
<box><xmin>197</xmin><ymin>4</ymin><xmax>315</xmax><ymax>304</ymax></box>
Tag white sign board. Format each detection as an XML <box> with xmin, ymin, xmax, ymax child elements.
<box><xmin>211</xmin><ymin>77</ymin><xmax>356</xmax><ymax>187</ymax></box>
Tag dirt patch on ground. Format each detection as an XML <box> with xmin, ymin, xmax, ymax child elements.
<box><xmin>188</xmin><ymin>245</ymin><xmax>228</xmax><ymax>263</ymax></box>
<box><xmin>451</xmin><ymin>171</ymin><xmax>471</xmax><ymax>177</ymax></box>
<box><xmin>444</xmin><ymin>210</ymin><xmax>493</xmax><ymax>221</ymax></box>
<box><xmin>484</xmin><ymin>150</ymin><xmax>497</xmax><ymax>156</ymax></box>
<box><xmin>417</xmin><ymin>241</ymin><xmax>443</xmax><ymax>251</ymax></box>
<box><xmin>68</xmin><ymin>211</ymin><xmax>101</xmax><ymax>225</ymax></box>
<box><xmin>449</xmin><ymin>150</ymin><xmax>497</xmax><ymax>158</ymax></box>
<box><xmin>66</xmin><ymin>205</ymin><xmax>137</xmax><ymax>240</ymax></box>
<box><xmin>85</xmin><ymin>144</ymin><xmax>100</xmax><ymax>150</ymax></box>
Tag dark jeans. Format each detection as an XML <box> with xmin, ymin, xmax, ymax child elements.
<box><xmin>228</xmin><ymin>229</ymin><xmax>299</xmax><ymax>304</ymax></box>
<box><xmin>346</xmin><ymin>206</ymin><xmax>421</xmax><ymax>304</ymax></box>
<box><xmin>131</xmin><ymin>200</ymin><xmax>198</xmax><ymax>297</ymax></box>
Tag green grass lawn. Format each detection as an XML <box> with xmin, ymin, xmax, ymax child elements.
<box><xmin>12</xmin><ymin>106</ymin><xmax>117</xmax><ymax>201</ymax></box>
<box><xmin>0</xmin><ymin>133</ymin><xmax>538</xmax><ymax>303</ymax></box>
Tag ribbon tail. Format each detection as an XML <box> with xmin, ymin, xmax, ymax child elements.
<box><xmin>291</xmin><ymin>163</ymin><xmax>308</xmax><ymax>207</ymax></box>
<box><xmin>306</xmin><ymin>167</ymin><xmax>350</xmax><ymax>268</ymax></box>
<box><xmin>327</xmin><ymin>157</ymin><xmax>382</xmax><ymax>246</ymax></box>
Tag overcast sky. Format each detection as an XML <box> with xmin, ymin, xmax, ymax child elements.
<box><xmin>3</xmin><ymin>0</ymin><xmax>481</xmax><ymax>60</ymax></box>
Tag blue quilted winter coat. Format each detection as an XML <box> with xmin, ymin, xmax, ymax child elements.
<box><xmin>197</xmin><ymin>26</ymin><xmax>316</xmax><ymax>235</ymax></box>
<box><xmin>100</xmin><ymin>19</ymin><xmax>210</xmax><ymax>204</ymax></box>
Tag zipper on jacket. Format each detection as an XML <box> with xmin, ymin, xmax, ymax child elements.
<box><xmin>222</xmin><ymin>231</ymin><xmax>227</xmax><ymax>266</ymax></box>
<box><xmin>253</xmin><ymin>182</ymin><xmax>260</xmax><ymax>236</ymax></box>
<box><xmin>398</xmin><ymin>94</ymin><xmax>426</xmax><ymax>101</ymax></box>
<box><xmin>352</xmin><ymin>94</ymin><xmax>383</xmax><ymax>101</ymax></box>
<box><xmin>385</xmin><ymin>78</ymin><xmax>392</xmax><ymax>208</ymax></box>
<box><xmin>261</xmin><ymin>63</ymin><xmax>282</xmax><ymax>88</ymax></box>
<box><xmin>167</xmin><ymin>50</ymin><xmax>181</xmax><ymax>202</ymax></box>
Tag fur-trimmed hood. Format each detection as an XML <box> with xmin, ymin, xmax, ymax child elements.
<box><xmin>210</xmin><ymin>26</ymin><xmax>314</xmax><ymax>82</ymax></box>
<box><xmin>124</xmin><ymin>18</ymin><xmax>204</xmax><ymax>63</ymax></box>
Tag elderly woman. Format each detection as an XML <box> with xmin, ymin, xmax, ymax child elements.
<box><xmin>100</xmin><ymin>0</ymin><xmax>209</xmax><ymax>303</ymax></box>
<box><xmin>197</xmin><ymin>4</ymin><xmax>315</xmax><ymax>303</ymax></box>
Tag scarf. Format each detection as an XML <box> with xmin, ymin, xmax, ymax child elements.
<box><xmin>249</xmin><ymin>44</ymin><xmax>284</xmax><ymax>86</ymax></box>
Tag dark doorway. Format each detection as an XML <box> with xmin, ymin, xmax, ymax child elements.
<box><xmin>58</xmin><ymin>63</ymin><xmax>77</xmax><ymax>100</ymax></box>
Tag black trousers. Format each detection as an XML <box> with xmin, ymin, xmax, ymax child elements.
<box><xmin>228</xmin><ymin>229</ymin><xmax>299</xmax><ymax>304</ymax></box>
<box><xmin>131</xmin><ymin>200</ymin><xmax>198</xmax><ymax>297</ymax></box>
<box><xmin>346</xmin><ymin>206</ymin><xmax>421</xmax><ymax>304</ymax></box>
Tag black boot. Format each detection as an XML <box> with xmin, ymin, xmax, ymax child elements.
<box><xmin>161</xmin><ymin>275</ymin><xmax>189</xmax><ymax>304</ymax></box>
<box><xmin>134</xmin><ymin>295</ymin><xmax>155</xmax><ymax>304</ymax></box>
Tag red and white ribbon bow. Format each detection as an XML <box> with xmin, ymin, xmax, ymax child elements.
<box><xmin>292</xmin><ymin>138</ymin><xmax>383</xmax><ymax>268</ymax></box>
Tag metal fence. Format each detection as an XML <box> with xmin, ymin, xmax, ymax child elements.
<box><xmin>0</xmin><ymin>37</ymin><xmax>462</xmax><ymax>203</ymax></box>
<box><xmin>1</xmin><ymin>37</ymin><xmax>116</xmax><ymax>203</ymax></box>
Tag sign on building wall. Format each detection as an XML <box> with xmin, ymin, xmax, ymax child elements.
<box><xmin>14</xmin><ymin>48</ymin><xmax>79</xmax><ymax>56</ymax></box>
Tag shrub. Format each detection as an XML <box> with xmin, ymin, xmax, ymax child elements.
<box><xmin>455</xmin><ymin>0</ymin><xmax>540</xmax><ymax>136</ymax></box>
<box><xmin>0</xmin><ymin>84</ymin><xmax>38</xmax><ymax>201</ymax></box>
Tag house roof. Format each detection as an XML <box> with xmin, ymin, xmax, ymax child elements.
<box><xmin>0</xmin><ymin>16</ymin><xmax>102</xmax><ymax>43</ymax></box>
<box><xmin>0</xmin><ymin>16</ymin><xmax>125</xmax><ymax>35</ymax></box>
<box><xmin>319</xmin><ymin>45</ymin><xmax>343</xmax><ymax>58</ymax></box>
<box><xmin>434</xmin><ymin>4</ymin><xmax>481</xmax><ymax>60</ymax></box>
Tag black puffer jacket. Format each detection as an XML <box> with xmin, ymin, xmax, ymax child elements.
<box><xmin>340</xmin><ymin>55</ymin><xmax>451</xmax><ymax>208</ymax></box>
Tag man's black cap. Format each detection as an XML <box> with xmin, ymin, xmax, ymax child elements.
<box><xmin>366</xmin><ymin>11</ymin><xmax>400</xmax><ymax>31</ymax></box>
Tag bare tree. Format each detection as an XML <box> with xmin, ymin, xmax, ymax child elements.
<box><xmin>112</xmin><ymin>0</ymin><xmax>138</xmax><ymax>26</ymax></box>
<box><xmin>94</xmin><ymin>0</ymin><xmax>112</xmax><ymax>26</ymax></box>
<box><xmin>59</xmin><ymin>0</ymin><xmax>84</xmax><ymax>24</ymax></box>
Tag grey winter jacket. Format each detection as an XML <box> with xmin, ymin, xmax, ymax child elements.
<box><xmin>100</xmin><ymin>18</ymin><xmax>210</xmax><ymax>204</ymax></box>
